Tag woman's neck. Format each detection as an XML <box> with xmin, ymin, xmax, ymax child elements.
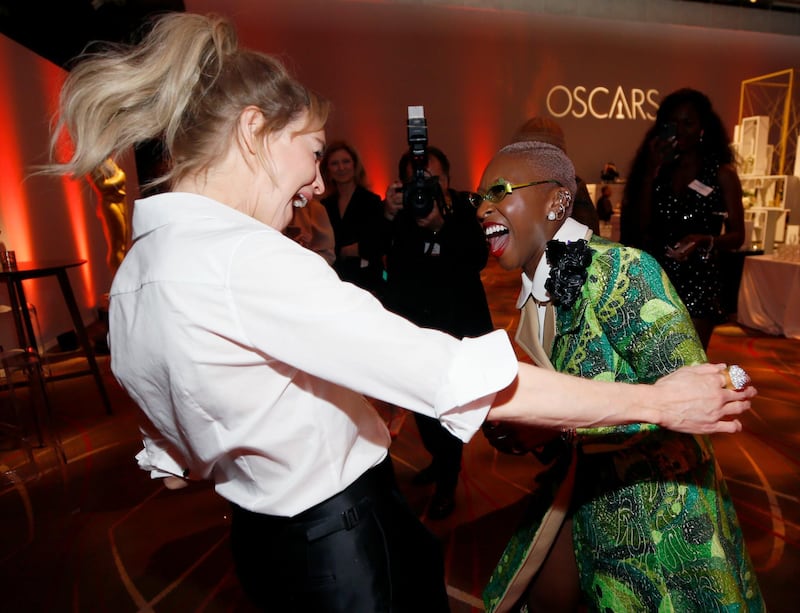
<box><xmin>671</xmin><ymin>149</ymin><xmax>702</xmax><ymax>186</ymax></box>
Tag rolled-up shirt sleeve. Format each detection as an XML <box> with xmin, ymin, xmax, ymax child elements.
<box><xmin>228</xmin><ymin>235</ymin><xmax>520</xmax><ymax>442</ymax></box>
<box><xmin>135</xmin><ymin>428</ymin><xmax>188</xmax><ymax>479</ymax></box>
<box><xmin>434</xmin><ymin>331</ymin><xmax>519</xmax><ymax>441</ymax></box>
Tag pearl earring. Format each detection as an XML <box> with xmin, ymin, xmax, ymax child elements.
<box><xmin>547</xmin><ymin>211</ymin><xmax>557</xmax><ymax>221</ymax></box>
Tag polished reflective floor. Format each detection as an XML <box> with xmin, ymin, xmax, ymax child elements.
<box><xmin>1</xmin><ymin>259</ymin><xmax>798</xmax><ymax>612</ymax></box>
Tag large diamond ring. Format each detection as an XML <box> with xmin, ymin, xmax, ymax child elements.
<box><xmin>724</xmin><ymin>365</ymin><xmax>751</xmax><ymax>391</ymax></box>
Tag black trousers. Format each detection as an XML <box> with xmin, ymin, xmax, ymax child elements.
<box><xmin>414</xmin><ymin>413</ymin><xmax>463</xmax><ymax>493</ymax></box>
<box><xmin>229</xmin><ymin>456</ymin><xmax>450</xmax><ymax>612</ymax></box>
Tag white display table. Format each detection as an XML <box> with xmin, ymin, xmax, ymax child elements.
<box><xmin>737</xmin><ymin>254</ymin><xmax>800</xmax><ymax>339</ymax></box>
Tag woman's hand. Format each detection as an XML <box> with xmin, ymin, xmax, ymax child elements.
<box><xmin>665</xmin><ymin>236</ymin><xmax>698</xmax><ymax>261</ymax></box>
<box><xmin>665</xmin><ymin>234</ymin><xmax>713</xmax><ymax>262</ymax></box>
<box><xmin>163</xmin><ymin>475</ymin><xmax>189</xmax><ymax>490</ymax></box>
<box><xmin>646</xmin><ymin>131</ymin><xmax>677</xmax><ymax>175</ymax></box>
<box><xmin>649</xmin><ymin>363</ymin><xmax>755</xmax><ymax>434</ymax></box>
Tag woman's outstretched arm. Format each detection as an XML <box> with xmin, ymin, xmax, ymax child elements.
<box><xmin>489</xmin><ymin>361</ymin><xmax>753</xmax><ymax>435</ymax></box>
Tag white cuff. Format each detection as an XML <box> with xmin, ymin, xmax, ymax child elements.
<box><xmin>435</xmin><ymin>330</ymin><xmax>518</xmax><ymax>442</ymax></box>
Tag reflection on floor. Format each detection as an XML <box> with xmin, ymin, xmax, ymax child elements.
<box><xmin>1</xmin><ymin>259</ymin><xmax>798</xmax><ymax>612</ymax></box>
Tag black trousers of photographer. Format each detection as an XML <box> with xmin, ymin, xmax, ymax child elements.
<box><xmin>229</xmin><ymin>455</ymin><xmax>450</xmax><ymax>612</ymax></box>
<box><xmin>414</xmin><ymin>413</ymin><xmax>463</xmax><ymax>494</ymax></box>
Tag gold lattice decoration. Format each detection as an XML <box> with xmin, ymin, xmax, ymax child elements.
<box><xmin>738</xmin><ymin>68</ymin><xmax>799</xmax><ymax>176</ymax></box>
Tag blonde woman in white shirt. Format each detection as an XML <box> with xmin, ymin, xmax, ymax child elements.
<box><xmin>42</xmin><ymin>13</ymin><xmax>754</xmax><ymax>613</ymax></box>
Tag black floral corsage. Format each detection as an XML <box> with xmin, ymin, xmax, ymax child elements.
<box><xmin>544</xmin><ymin>239</ymin><xmax>594</xmax><ymax>308</ymax></box>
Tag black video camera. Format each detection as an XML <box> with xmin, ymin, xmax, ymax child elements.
<box><xmin>402</xmin><ymin>105</ymin><xmax>446</xmax><ymax>218</ymax></box>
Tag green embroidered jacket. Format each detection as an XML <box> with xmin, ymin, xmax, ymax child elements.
<box><xmin>483</xmin><ymin>236</ymin><xmax>765</xmax><ymax>613</ymax></box>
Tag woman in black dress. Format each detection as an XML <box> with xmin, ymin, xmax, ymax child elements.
<box><xmin>321</xmin><ymin>141</ymin><xmax>385</xmax><ymax>297</ymax></box>
<box><xmin>621</xmin><ymin>88</ymin><xmax>745</xmax><ymax>349</ymax></box>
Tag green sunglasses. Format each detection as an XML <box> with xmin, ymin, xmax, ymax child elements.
<box><xmin>468</xmin><ymin>178</ymin><xmax>563</xmax><ymax>208</ymax></box>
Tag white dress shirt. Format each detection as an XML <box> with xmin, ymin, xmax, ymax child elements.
<box><xmin>516</xmin><ymin>217</ymin><xmax>590</xmax><ymax>342</ymax></box>
<box><xmin>110</xmin><ymin>193</ymin><xmax>518</xmax><ymax>516</ymax></box>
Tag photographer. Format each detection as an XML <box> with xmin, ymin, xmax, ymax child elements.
<box><xmin>376</xmin><ymin>146</ymin><xmax>494</xmax><ymax>520</ymax></box>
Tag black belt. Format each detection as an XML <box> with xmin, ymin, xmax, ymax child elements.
<box><xmin>231</xmin><ymin>456</ymin><xmax>394</xmax><ymax>542</ymax></box>
<box><xmin>305</xmin><ymin>496</ymin><xmax>374</xmax><ymax>541</ymax></box>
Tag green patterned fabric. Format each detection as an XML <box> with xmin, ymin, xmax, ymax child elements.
<box><xmin>483</xmin><ymin>237</ymin><xmax>764</xmax><ymax>613</ymax></box>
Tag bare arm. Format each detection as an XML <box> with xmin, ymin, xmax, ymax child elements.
<box><xmin>716</xmin><ymin>163</ymin><xmax>745</xmax><ymax>251</ymax></box>
<box><xmin>488</xmin><ymin>362</ymin><xmax>753</xmax><ymax>435</ymax></box>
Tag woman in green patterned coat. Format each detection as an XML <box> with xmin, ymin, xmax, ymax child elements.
<box><xmin>474</xmin><ymin>141</ymin><xmax>764</xmax><ymax>612</ymax></box>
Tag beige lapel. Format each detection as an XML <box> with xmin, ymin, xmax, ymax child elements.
<box><xmin>495</xmin><ymin>231</ymin><xmax>595</xmax><ymax>613</ymax></box>
<box><xmin>491</xmin><ymin>452</ymin><xmax>577</xmax><ymax>613</ymax></box>
<box><xmin>542</xmin><ymin>303</ymin><xmax>556</xmax><ymax>357</ymax></box>
<box><xmin>515</xmin><ymin>296</ymin><xmax>555</xmax><ymax>370</ymax></box>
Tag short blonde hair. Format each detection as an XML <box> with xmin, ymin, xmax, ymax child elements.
<box><xmin>497</xmin><ymin>141</ymin><xmax>577</xmax><ymax>196</ymax></box>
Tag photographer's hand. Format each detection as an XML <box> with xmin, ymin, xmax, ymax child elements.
<box><xmin>416</xmin><ymin>202</ymin><xmax>444</xmax><ymax>233</ymax></box>
<box><xmin>383</xmin><ymin>182</ymin><xmax>404</xmax><ymax>220</ymax></box>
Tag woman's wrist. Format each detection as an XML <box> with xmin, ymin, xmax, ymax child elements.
<box><xmin>633</xmin><ymin>385</ymin><xmax>665</xmax><ymax>428</ymax></box>
<box><xmin>699</xmin><ymin>234</ymin><xmax>715</xmax><ymax>261</ymax></box>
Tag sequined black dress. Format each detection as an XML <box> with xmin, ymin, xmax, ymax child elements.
<box><xmin>647</xmin><ymin>159</ymin><xmax>728</xmax><ymax>322</ymax></box>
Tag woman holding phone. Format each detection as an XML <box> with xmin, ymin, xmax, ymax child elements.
<box><xmin>620</xmin><ymin>88</ymin><xmax>746</xmax><ymax>349</ymax></box>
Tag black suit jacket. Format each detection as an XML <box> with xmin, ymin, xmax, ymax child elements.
<box><xmin>376</xmin><ymin>190</ymin><xmax>494</xmax><ymax>338</ymax></box>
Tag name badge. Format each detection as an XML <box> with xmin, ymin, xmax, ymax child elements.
<box><xmin>688</xmin><ymin>179</ymin><xmax>713</xmax><ymax>197</ymax></box>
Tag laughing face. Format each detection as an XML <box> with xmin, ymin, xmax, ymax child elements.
<box><xmin>252</xmin><ymin>112</ymin><xmax>326</xmax><ymax>231</ymax></box>
<box><xmin>476</xmin><ymin>151</ymin><xmax>566</xmax><ymax>278</ymax></box>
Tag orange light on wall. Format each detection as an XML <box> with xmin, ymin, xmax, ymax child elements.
<box><xmin>40</xmin><ymin>60</ymin><xmax>97</xmax><ymax>308</ymax></box>
<box><xmin>0</xmin><ymin>44</ymin><xmax>35</xmax><ymax>260</ymax></box>
<box><xmin>60</xmin><ymin>175</ymin><xmax>95</xmax><ymax>305</ymax></box>
<box><xmin>0</xmin><ymin>33</ymin><xmax>107</xmax><ymax>346</ymax></box>
<box><xmin>464</xmin><ymin>111</ymin><xmax>501</xmax><ymax>193</ymax></box>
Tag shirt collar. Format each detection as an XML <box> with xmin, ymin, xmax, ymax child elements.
<box><xmin>131</xmin><ymin>192</ymin><xmax>267</xmax><ymax>241</ymax></box>
<box><xmin>516</xmin><ymin>217</ymin><xmax>590</xmax><ymax>308</ymax></box>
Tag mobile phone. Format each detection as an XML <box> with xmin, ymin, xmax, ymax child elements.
<box><xmin>658</xmin><ymin>121</ymin><xmax>677</xmax><ymax>142</ymax></box>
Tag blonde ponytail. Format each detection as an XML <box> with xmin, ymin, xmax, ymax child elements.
<box><xmin>42</xmin><ymin>12</ymin><xmax>327</xmax><ymax>191</ymax></box>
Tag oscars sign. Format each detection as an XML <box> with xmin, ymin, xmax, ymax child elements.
<box><xmin>547</xmin><ymin>85</ymin><xmax>660</xmax><ymax>120</ymax></box>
